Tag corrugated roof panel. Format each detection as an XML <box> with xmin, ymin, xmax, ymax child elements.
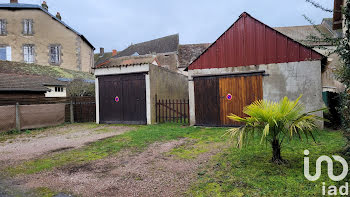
<box><xmin>187</xmin><ymin>12</ymin><xmax>325</xmax><ymax>70</ymax></box>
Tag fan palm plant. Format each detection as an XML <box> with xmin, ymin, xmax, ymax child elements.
<box><xmin>226</xmin><ymin>95</ymin><xmax>324</xmax><ymax>164</ymax></box>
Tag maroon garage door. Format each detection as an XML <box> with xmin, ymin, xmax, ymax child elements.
<box><xmin>98</xmin><ymin>73</ymin><xmax>147</xmax><ymax>124</ymax></box>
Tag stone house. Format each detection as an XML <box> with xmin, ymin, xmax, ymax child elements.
<box><xmin>0</xmin><ymin>0</ymin><xmax>95</xmax><ymax>73</ymax></box>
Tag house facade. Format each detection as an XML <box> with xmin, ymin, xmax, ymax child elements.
<box><xmin>0</xmin><ymin>0</ymin><xmax>95</xmax><ymax>73</ymax></box>
<box><xmin>186</xmin><ymin>12</ymin><xmax>325</xmax><ymax>127</ymax></box>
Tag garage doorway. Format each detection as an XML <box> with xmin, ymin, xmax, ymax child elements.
<box><xmin>194</xmin><ymin>73</ymin><xmax>263</xmax><ymax>127</ymax></box>
<box><xmin>98</xmin><ymin>73</ymin><xmax>147</xmax><ymax>124</ymax></box>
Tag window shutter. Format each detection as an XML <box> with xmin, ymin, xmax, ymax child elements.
<box><xmin>29</xmin><ymin>46</ymin><xmax>34</xmax><ymax>63</ymax></box>
<box><xmin>0</xmin><ymin>20</ymin><xmax>3</xmax><ymax>34</ymax></box>
<box><xmin>50</xmin><ymin>46</ymin><xmax>55</xmax><ymax>63</ymax></box>
<box><xmin>0</xmin><ymin>20</ymin><xmax>5</xmax><ymax>35</ymax></box>
<box><xmin>28</xmin><ymin>20</ymin><xmax>33</xmax><ymax>34</ymax></box>
<box><xmin>56</xmin><ymin>46</ymin><xmax>60</xmax><ymax>63</ymax></box>
<box><xmin>23</xmin><ymin>46</ymin><xmax>28</xmax><ymax>62</ymax></box>
<box><xmin>6</xmin><ymin>46</ymin><xmax>11</xmax><ymax>61</ymax></box>
<box><xmin>0</xmin><ymin>48</ymin><xmax>6</xmax><ymax>60</ymax></box>
<box><xmin>24</xmin><ymin>20</ymin><xmax>27</xmax><ymax>34</ymax></box>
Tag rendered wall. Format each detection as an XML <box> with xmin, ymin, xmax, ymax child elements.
<box><xmin>45</xmin><ymin>87</ymin><xmax>67</xmax><ymax>98</ymax></box>
<box><xmin>149</xmin><ymin>64</ymin><xmax>188</xmax><ymax>124</ymax></box>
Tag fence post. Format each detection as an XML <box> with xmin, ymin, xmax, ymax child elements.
<box><xmin>155</xmin><ymin>95</ymin><xmax>158</xmax><ymax>123</ymax></box>
<box><xmin>187</xmin><ymin>99</ymin><xmax>190</xmax><ymax>125</ymax></box>
<box><xmin>70</xmin><ymin>98</ymin><xmax>74</xmax><ymax>124</ymax></box>
<box><xmin>15</xmin><ymin>102</ymin><xmax>21</xmax><ymax>131</ymax></box>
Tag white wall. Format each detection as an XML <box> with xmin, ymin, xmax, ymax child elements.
<box><xmin>45</xmin><ymin>86</ymin><xmax>67</xmax><ymax>98</ymax></box>
<box><xmin>188</xmin><ymin>61</ymin><xmax>323</xmax><ymax>126</ymax></box>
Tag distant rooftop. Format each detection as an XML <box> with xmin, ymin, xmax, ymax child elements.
<box><xmin>97</xmin><ymin>55</ymin><xmax>158</xmax><ymax>69</ymax></box>
<box><xmin>113</xmin><ymin>34</ymin><xmax>179</xmax><ymax>58</ymax></box>
<box><xmin>274</xmin><ymin>18</ymin><xmax>342</xmax><ymax>47</ymax></box>
<box><xmin>0</xmin><ymin>73</ymin><xmax>66</xmax><ymax>92</ymax></box>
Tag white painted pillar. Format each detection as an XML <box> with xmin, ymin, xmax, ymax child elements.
<box><xmin>188</xmin><ymin>80</ymin><xmax>196</xmax><ymax>126</ymax></box>
<box><xmin>95</xmin><ymin>77</ymin><xmax>100</xmax><ymax>124</ymax></box>
<box><xmin>145</xmin><ymin>74</ymin><xmax>151</xmax><ymax>125</ymax></box>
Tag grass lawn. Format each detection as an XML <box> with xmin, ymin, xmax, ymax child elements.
<box><xmin>189</xmin><ymin>129</ymin><xmax>347</xmax><ymax>196</ymax></box>
<box><xmin>1</xmin><ymin>123</ymin><xmax>347</xmax><ymax>197</ymax></box>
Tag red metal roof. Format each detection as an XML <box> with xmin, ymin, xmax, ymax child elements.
<box><xmin>187</xmin><ymin>12</ymin><xmax>324</xmax><ymax>70</ymax></box>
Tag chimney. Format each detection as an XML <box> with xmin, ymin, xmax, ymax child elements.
<box><xmin>112</xmin><ymin>50</ymin><xmax>117</xmax><ymax>56</ymax></box>
<box><xmin>10</xmin><ymin>0</ymin><xmax>18</xmax><ymax>3</ymax></box>
<box><xmin>42</xmin><ymin>1</ymin><xmax>48</xmax><ymax>11</ymax></box>
<box><xmin>99</xmin><ymin>48</ymin><xmax>105</xmax><ymax>56</ymax></box>
<box><xmin>56</xmin><ymin>12</ymin><xmax>61</xmax><ymax>20</ymax></box>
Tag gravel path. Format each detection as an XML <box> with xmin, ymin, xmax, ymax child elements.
<box><xmin>0</xmin><ymin>124</ymin><xmax>133</xmax><ymax>165</ymax></box>
<box><xmin>20</xmin><ymin>139</ymin><xmax>225</xmax><ymax>197</ymax></box>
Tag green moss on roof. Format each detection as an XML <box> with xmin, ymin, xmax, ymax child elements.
<box><xmin>0</xmin><ymin>61</ymin><xmax>94</xmax><ymax>80</ymax></box>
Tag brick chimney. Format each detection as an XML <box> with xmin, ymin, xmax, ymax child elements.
<box><xmin>112</xmin><ymin>50</ymin><xmax>117</xmax><ymax>56</ymax></box>
<box><xmin>100</xmin><ymin>48</ymin><xmax>104</xmax><ymax>56</ymax></box>
<box><xmin>10</xmin><ymin>0</ymin><xmax>18</xmax><ymax>3</ymax></box>
<box><xmin>42</xmin><ymin>1</ymin><xmax>48</xmax><ymax>11</ymax></box>
<box><xmin>56</xmin><ymin>12</ymin><xmax>61</xmax><ymax>20</ymax></box>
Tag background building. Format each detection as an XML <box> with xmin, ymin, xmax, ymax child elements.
<box><xmin>0</xmin><ymin>0</ymin><xmax>95</xmax><ymax>73</ymax></box>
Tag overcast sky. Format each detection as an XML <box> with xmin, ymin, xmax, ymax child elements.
<box><xmin>15</xmin><ymin>0</ymin><xmax>333</xmax><ymax>52</ymax></box>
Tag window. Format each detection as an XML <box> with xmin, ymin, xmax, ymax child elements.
<box><xmin>0</xmin><ymin>46</ymin><xmax>11</xmax><ymax>61</ymax></box>
<box><xmin>55</xmin><ymin>87</ymin><xmax>63</xmax><ymax>92</ymax></box>
<box><xmin>0</xmin><ymin>19</ymin><xmax>7</xmax><ymax>35</ymax></box>
<box><xmin>23</xmin><ymin>45</ymin><xmax>34</xmax><ymax>63</ymax></box>
<box><xmin>50</xmin><ymin>45</ymin><xmax>61</xmax><ymax>65</ymax></box>
<box><xmin>23</xmin><ymin>19</ymin><xmax>33</xmax><ymax>35</ymax></box>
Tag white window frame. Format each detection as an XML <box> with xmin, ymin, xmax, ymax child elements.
<box><xmin>55</xmin><ymin>87</ymin><xmax>63</xmax><ymax>92</ymax></box>
<box><xmin>23</xmin><ymin>45</ymin><xmax>35</xmax><ymax>63</ymax></box>
<box><xmin>23</xmin><ymin>19</ymin><xmax>33</xmax><ymax>35</ymax></box>
<box><xmin>50</xmin><ymin>45</ymin><xmax>61</xmax><ymax>65</ymax></box>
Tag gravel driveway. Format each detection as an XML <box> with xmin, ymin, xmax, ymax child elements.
<box><xmin>0</xmin><ymin>124</ymin><xmax>133</xmax><ymax>165</ymax></box>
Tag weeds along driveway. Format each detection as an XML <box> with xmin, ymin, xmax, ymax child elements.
<box><xmin>2</xmin><ymin>124</ymin><xmax>228</xmax><ymax>196</ymax></box>
<box><xmin>0</xmin><ymin>123</ymin><xmax>134</xmax><ymax>165</ymax></box>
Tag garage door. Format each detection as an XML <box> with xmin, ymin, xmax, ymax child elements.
<box><xmin>194</xmin><ymin>74</ymin><xmax>263</xmax><ymax>127</ymax></box>
<box><xmin>99</xmin><ymin>73</ymin><xmax>147</xmax><ymax>124</ymax></box>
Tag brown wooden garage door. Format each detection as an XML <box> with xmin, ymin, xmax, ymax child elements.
<box><xmin>98</xmin><ymin>73</ymin><xmax>147</xmax><ymax>124</ymax></box>
<box><xmin>194</xmin><ymin>73</ymin><xmax>263</xmax><ymax>127</ymax></box>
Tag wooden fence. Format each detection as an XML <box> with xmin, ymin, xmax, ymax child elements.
<box><xmin>0</xmin><ymin>97</ymin><xmax>96</xmax><ymax>132</ymax></box>
<box><xmin>155</xmin><ymin>96</ymin><xmax>189</xmax><ymax>124</ymax></box>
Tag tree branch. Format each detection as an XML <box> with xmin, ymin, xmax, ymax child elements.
<box><xmin>305</xmin><ymin>0</ymin><xmax>333</xmax><ymax>12</ymax></box>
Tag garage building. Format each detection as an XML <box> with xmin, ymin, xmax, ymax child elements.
<box><xmin>94</xmin><ymin>55</ymin><xmax>188</xmax><ymax>124</ymax></box>
<box><xmin>186</xmin><ymin>12</ymin><xmax>326</xmax><ymax>127</ymax></box>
